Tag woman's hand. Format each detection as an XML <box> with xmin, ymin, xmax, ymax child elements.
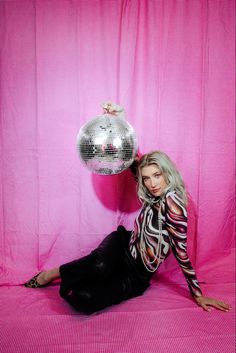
<box><xmin>101</xmin><ymin>101</ymin><xmax>125</xmax><ymax>118</ymax></box>
<box><xmin>195</xmin><ymin>295</ymin><xmax>231</xmax><ymax>312</ymax></box>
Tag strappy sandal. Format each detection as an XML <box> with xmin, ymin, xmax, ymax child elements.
<box><xmin>24</xmin><ymin>272</ymin><xmax>48</xmax><ymax>288</ymax></box>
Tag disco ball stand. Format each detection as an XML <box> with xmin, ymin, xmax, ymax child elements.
<box><xmin>76</xmin><ymin>114</ymin><xmax>138</xmax><ymax>175</ymax></box>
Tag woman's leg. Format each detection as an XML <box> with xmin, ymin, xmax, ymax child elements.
<box><xmin>36</xmin><ymin>267</ymin><xmax>60</xmax><ymax>285</ymax></box>
<box><xmin>67</xmin><ymin>277</ymin><xmax>125</xmax><ymax>314</ymax></box>
<box><xmin>64</xmin><ymin>269</ymin><xmax>149</xmax><ymax>314</ymax></box>
<box><xmin>59</xmin><ymin>228</ymin><xmax>128</xmax><ymax>291</ymax></box>
<box><xmin>25</xmin><ymin>267</ymin><xmax>61</xmax><ymax>287</ymax></box>
<box><xmin>25</xmin><ymin>227</ymin><xmax>129</xmax><ymax>289</ymax></box>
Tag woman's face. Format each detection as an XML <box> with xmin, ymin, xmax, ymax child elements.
<box><xmin>141</xmin><ymin>164</ymin><xmax>168</xmax><ymax>197</ymax></box>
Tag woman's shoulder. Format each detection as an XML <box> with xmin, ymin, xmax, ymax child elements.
<box><xmin>165</xmin><ymin>189</ymin><xmax>180</xmax><ymax>201</ymax></box>
<box><xmin>164</xmin><ymin>189</ymin><xmax>187</xmax><ymax>214</ymax></box>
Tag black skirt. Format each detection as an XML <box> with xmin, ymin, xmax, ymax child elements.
<box><xmin>59</xmin><ymin>225</ymin><xmax>153</xmax><ymax>314</ymax></box>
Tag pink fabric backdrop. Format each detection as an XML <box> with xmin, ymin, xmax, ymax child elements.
<box><xmin>0</xmin><ymin>0</ymin><xmax>234</xmax><ymax>286</ymax></box>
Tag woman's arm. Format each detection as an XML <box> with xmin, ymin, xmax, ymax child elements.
<box><xmin>129</xmin><ymin>152</ymin><xmax>141</xmax><ymax>180</ymax></box>
<box><xmin>165</xmin><ymin>192</ymin><xmax>231</xmax><ymax>312</ymax></box>
<box><xmin>165</xmin><ymin>192</ymin><xmax>202</xmax><ymax>298</ymax></box>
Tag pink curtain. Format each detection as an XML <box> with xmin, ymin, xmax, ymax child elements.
<box><xmin>0</xmin><ymin>0</ymin><xmax>234</xmax><ymax>285</ymax></box>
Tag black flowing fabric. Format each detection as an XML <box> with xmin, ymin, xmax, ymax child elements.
<box><xmin>59</xmin><ymin>226</ymin><xmax>153</xmax><ymax>314</ymax></box>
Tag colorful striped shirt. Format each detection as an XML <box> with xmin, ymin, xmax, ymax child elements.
<box><xmin>129</xmin><ymin>190</ymin><xmax>202</xmax><ymax>298</ymax></box>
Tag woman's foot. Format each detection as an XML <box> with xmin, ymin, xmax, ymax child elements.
<box><xmin>24</xmin><ymin>268</ymin><xmax>60</xmax><ymax>288</ymax></box>
<box><xmin>24</xmin><ymin>272</ymin><xmax>48</xmax><ymax>288</ymax></box>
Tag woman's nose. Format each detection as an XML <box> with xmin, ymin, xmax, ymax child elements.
<box><xmin>150</xmin><ymin>178</ymin><xmax>156</xmax><ymax>187</ymax></box>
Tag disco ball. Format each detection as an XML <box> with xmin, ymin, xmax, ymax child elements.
<box><xmin>76</xmin><ymin>114</ymin><xmax>138</xmax><ymax>175</ymax></box>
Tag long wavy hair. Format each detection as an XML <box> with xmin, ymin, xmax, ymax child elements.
<box><xmin>137</xmin><ymin>151</ymin><xmax>187</xmax><ymax>205</ymax></box>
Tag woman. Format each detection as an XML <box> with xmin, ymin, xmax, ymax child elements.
<box><xmin>25</xmin><ymin>150</ymin><xmax>231</xmax><ymax>314</ymax></box>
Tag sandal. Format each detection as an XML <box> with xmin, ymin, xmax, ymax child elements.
<box><xmin>24</xmin><ymin>272</ymin><xmax>48</xmax><ymax>288</ymax></box>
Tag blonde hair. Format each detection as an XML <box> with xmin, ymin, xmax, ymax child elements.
<box><xmin>137</xmin><ymin>151</ymin><xmax>187</xmax><ymax>205</ymax></box>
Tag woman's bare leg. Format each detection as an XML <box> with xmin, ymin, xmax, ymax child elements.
<box><xmin>33</xmin><ymin>267</ymin><xmax>60</xmax><ymax>286</ymax></box>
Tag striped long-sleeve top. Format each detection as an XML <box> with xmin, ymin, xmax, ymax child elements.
<box><xmin>129</xmin><ymin>190</ymin><xmax>202</xmax><ymax>298</ymax></box>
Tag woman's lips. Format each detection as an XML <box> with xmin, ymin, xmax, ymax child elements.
<box><xmin>151</xmin><ymin>188</ymin><xmax>160</xmax><ymax>193</ymax></box>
